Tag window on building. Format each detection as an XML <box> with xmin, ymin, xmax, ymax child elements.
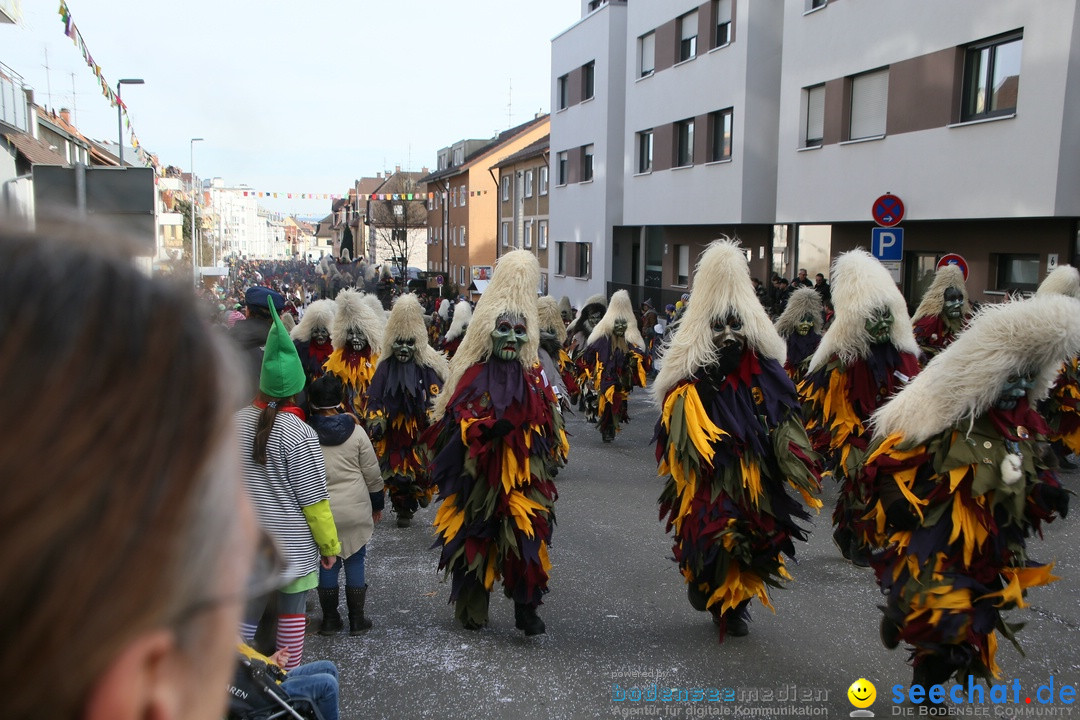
<box><xmin>676</xmin><ymin>244</ymin><xmax>690</xmax><ymax>286</ymax></box>
<box><xmin>962</xmin><ymin>31</ymin><xmax>1022</xmax><ymax>122</ymax></box>
<box><xmin>557</xmin><ymin>151</ymin><xmax>568</xmax><ymax>185</ymax></box>
<box><xmin>679</xmin><ymin>11</ymin><xmax>698</xmax><ymax>62</ymax></box>
<box><xmin>637</xmin><ymin>130</ymin><xmax>653</xmax><ymax>173</ymax></box>
<box><xmin>557</xmin><ymin>242</ymin><xmax>568</xmax><ymax>275</ymax></box>
<box><xmin>461</xmin><ymin>227</ymin><xmax>466</xmax><ymax>247</ymax></box>
<box><xmin>714</xmin><ymin>0</ymin><xmax>732</xmax><ymax>47</ymax></box>
<box><xmin>639</xmin><ymin>32</ymin><xmax>655</xmax><ymax>77</ymax></box>
<box><xmin>576</xmin><ymin>242</ymin><xmax>591</xmax><ymax>278</ymax></box>
<box><xmin>451</xmin><ymin>187</ymin><xmax>457</xmax><ymax>207</ymax></box>
<box><xmin>557</xmin><ymin>74</ymin><xmax>569</xmax><ymax>110</ymax></box>
<box><xmin>582</xmin><ymin>61</ymin><xmax>595</xmax><ymax>101</ymax></box>
<box><xmin>849</xmin><ymin>68</ymin><xmax>889</xmax><ymax>140</ymax></box>
<box><xmin>708</xmin><ymin>108</ymin><xmax>733</xmax><ymax>162</ymax></box>
<box><xmin>538</xmin><ymin>220</ymin><xmax>548</xmax><ymax>250</ymax></box>
<box><xmin>582</xmin><ymin>145</ymin><xmax>594</xmax><ymax>182</ymax></box>
<box><xmin>501</xmin><ymin>221</ymin><xmax>510</xmax><ymax>248</ymax></box>
<box><xmin>676</xmin><ymin>119</ymin><xmax>695</xmax><ymax>167</ymax></box>
<box><xmin>807</xmin><ymin>0</ymin><xmax>827</xmax><ymax>10</ymax></box>
<box><xmin>525</xmin><ymin>169</ymin><xmax>534</xmax><ymax>198</ymax></box>
<box><xmin>996</xmin><ymin>253</ymin><xmax>1039</xmax><ymax>292</ymax></box>
<box><xmin>539</xmin><ymin>166</ymin><xmax>549</xmax><ymax>195</ymax></box>
<box><xmin>460</xmin><ymin>185</ymin><xmax>466</xmax><ymax>206</ymax></box>
<box><xmin>524</xmin><ymin>221</ymin><xmax>533</xmax><ymax>249</ymax></box>
<box><xmin>501</xmin><ymin>176</ymin><xmax>510</xmax><ymax>201</ymax></box>
<box><xmin>804</xmin><ymin>84</ymin><xmax>825</xmax><ymax>147</ymax></box>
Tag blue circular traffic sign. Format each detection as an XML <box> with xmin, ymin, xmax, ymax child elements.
<box><xmin>872</xmin><ymin>194</ymin><xmax>905</xmax><ymax>227</ymax></box>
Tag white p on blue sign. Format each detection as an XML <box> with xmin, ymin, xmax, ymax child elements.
<box><xmin>871</xmin><ymin>227</ymin><xmax>904</xmax><ymax>261</ymax></box>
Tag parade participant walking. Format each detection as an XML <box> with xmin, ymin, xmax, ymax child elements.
<box><xmin>1036</xmin><ymin>265</ymin><xmax>1080</xmax><ymax>465</ymax></box>
<box><xmin>538</xmin><ymin>295</ymin><xmax>579</xmax><ymax>410</ymax></box>
<box><xmin>581</xmin><ymin>290</ymin><xmax>650</xmax><ymax>443</ymax></box>
<box><xmin>323</xmin><ymin>288</ymin><xmax>384</xmax><ymax>422</ymax></box>
<box><xmin>367</xmin><ymin>293</ymin><xmax>449</xmax><ymax>528</ymax></box>
<box><xmin>860</xmin><ymin>294</ymin><xmax>1077</xmax><ymax>692</ymax></box>
<box><xmin>236</xmin><ymin>303</ymin><xmax>342</xmax><ymax>671</ymax></box>
<box><xmin>307</xmin><ymin>374</ymin><xmax>384</xmax><ymax>635</ymax></box>
<box><xmin>566</xmin><ymin>293</ymin><xmax>608</xmax><ymax>419</ymax></box>
<box><xmin>558</xmin><ymin>296</ymin><xmax>574</xmax><ymax>327</ymax></box>
<box><xmin>1</xmin><ymin>229</ymin><xmax>263</xmax><ymax>720</ymax></box>
<box><xmin>774</xmin><ymin>286</ymin><xmax>824</xmax><ymax>384</ymax></box>
<box><xmin>430</xmin><ymin>297</ymin><xmax>451</xmax><ymax>347</ymax></box>
<box><xmin>800</xmin><ymin>249</ymin><xmax>920</xmax><ymax>567</ymax></box>
<box><xmin>424</xmin><ymin>250</ymin><xmax>569</xmax><ymax>635</ymax></box>
<box><xmin>911</xmin><ymin>264</ymin><xmax>970</xmax><ymax>361</ymax></box>
<box><xmin>290</xmin><ymin>298</ymin><xmax>336</xmax><ymax>386</ymax></box>
<box><xmin>442</xmin><ymin>298</ymin><xmax>472</xmax><ymax>359</ymax></box>
<box><xmin>653</xmin><ymin>240</ymin><xmax>822</xmax><ymax>640</ymax></box>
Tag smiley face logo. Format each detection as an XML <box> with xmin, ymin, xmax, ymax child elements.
<box><xmin>847</xmin><ymin>678</ymin><xmax>876</xmax><ymax>709</ymax></box>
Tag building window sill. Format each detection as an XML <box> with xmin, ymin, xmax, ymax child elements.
<box><xmin>579</xmin><ymin>178</ymin><xmax>595</xmax><ymax>184</ymax></box>
<box><xmin>672</xmin><ymin>163</ymin><xmax>695</xmax><ymax>170</ymax></box>
<box><xmin>581</xmin><ymin>96</ymin><xmax>595</xmax><ymax>105</ymax></box>
<box><xmin>556</xmin><ymin>106</ymin><xmax>568</xmax><ymax>113</ymax></box>
<box><xmin>948</xmin><ymin>113</ymin><xmax>1016</xmax><ymax>129</ymax></box>
<box><xmin>707</xmin><ymin>42</ymin><xmax>731</xmax><ymax>55</ymax></box>
<box><xmin>634</xmin><ymin>170</ymin><xmax>652</xmax><ymax>177</ymax></box>
<box><xmin>797</xmin><ymin>144</ymin><xmax>823</xmax><ymax>152</ymax></box>
<box><xmin>635</xmin><ymin>71</ymin><xmax>655</xmax><ymax>83</ymax></box>
<box><xmin>839</xmin><ymin>134</ymin><xmax>885</xmax><ymax>146</ymax></box>
<box><xmin>674</xmin><ymin>56</ymin><xmax>697</xmax><ymax>69</ymax></box>
<box><xmin>803</xmin><ymin>4</ymin><xmax>826</xmax><ymax>16</ymax></box>
<box><xmin>704</xmin><ymin>158</ymin><xmax>732</xmax><ymax>166</ymax></box>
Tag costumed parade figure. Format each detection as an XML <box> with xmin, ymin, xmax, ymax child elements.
<box><xmin>537</xmin><ymin>296</ymin><xmax>579</xmax><ymax>410</ymax></box>
<box><xmin>1035</xmin><ymin>265</ymin><xmax>1080</xmax><ymax>465</ymax></box>
<box><xmin>366</xmin><ymin>294</ymin><xmax>449</xmax><ymax>528</ymax></box>
<box><xmin>291</xmin><ymin>299</ymin><xmax>336</xmax><ymax>386</ymax></box>
<box><xmin>430</xmin><ymin>298</ymin><xmax>451</xmax><ymax>347</ymax></box>
<box><xmin>653</xmin><ymin>240</ymin><xmax>823</xmax><ymax>640</ymax></box>
<box><xmin>773</xmin><ymin>287</ymin><xmax>823</xmax><ymax>385</ymax></box>
<box><xmin>581</xmin><ymin>290</ymin><xmax>650</xmax><ymax>442</ymax></box>
<box><xmin>558</xmin><ymin>296</ymin><xmax>574</xmax><ymax>327</ymax></box>
<box><xmin>800</xmin><ymin>249</ymin><xmax>921</xmax><ymax>567</ymax></box>
<box><xmin>442</xmin><ymin>299</ymin><xmax>472</xmax><ymax>359</ymax></box>
<box><xmin>566</xmin><ymin>293</ymin><xmax>608</xmax><ymax>421</ymax></box>
<box><xmin>424</xmin><ymin>250</ymin><xmax>569</xmax><ymax>635</ymax></box>
<box><xmin>859</xmin><ymin>294</ymin><xmax>1078</xmax><ymax>692</ymax></box>
<box><xmin>323</xmin><ymin>289</ymin><xmax>384</xmax><ymax>422</ymax></box>
<box><xmin>911</xmin><ymin>264</ymin><xmax>970</xmax><ymax>362</ymax></box>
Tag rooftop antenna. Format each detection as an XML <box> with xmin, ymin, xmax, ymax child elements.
<box><xmin>43</xmin><ymin>46</ymin><xmax>53</xmax><ymax>109</ymax></box>
<box><xmin>70</xmin><ymin>72</ymin><xmax>78</xmax><ymax>127</ymax></box>
<box><xmin>507</xmin><ymin>78</ymin><xmax>512</xmax><ymax>127</ymax></box>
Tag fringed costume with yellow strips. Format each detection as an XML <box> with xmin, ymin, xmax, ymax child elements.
<box><xmin>858</xmin><ymin>399</ymin><xmax>1069</xmax><ymax>681</ymax></box>
<box><xmin>424</xmin><ymin>359</ymin><xmax>569</xmax><ymax>629</ymax></box>
<box><xmin>655</xmin><ymin>350</ymin><xmax>823</xmax><ymax>641</ymax></box>
<box><xmin>324</xmin><ymin>346</ymin><xmax>379</xmax><ymax>424</ymax></box>
<box><xmin>581</xmin><ymin>336</ymin><xmax>649</xmax><ymax>441</ymax></box>
<box><xmin>366</xmin><ymin>358</ymin><xmax>443</xmax><ymax>520</ymax></box>
<box><xmin>1040</xmin><ymin>356</ymin><xmax>1080</xmax><ymax>456</ymax></box>
<box><xmin>798</xmin><ymin>344</ymin><xmax>920</xmax><ymax>550</ymax></box>
<box><xmin>912</xmin><ymin>314</ymin><xmax>966</xmax><ymax>364</ymax></box>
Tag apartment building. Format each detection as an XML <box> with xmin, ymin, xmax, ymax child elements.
<box><xmin>494</xmin><ymin>135</ymin><xmax>551</xmax><ymax>293</ymax></box>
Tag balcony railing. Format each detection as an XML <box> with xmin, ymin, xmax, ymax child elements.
<box><xmin>0</xmin><ymin>61</ymin><xmax>30</xmax><ymax>133</ymax></box>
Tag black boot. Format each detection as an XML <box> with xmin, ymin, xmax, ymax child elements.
<box><xmin>832</xmin><ymin>527</ymin><xmax>852</xmax><ymax>561</ymax></box>
<box><xmin>317</xmin><ymin>587</ymin><xmax>343</xmax><ymax>635</ymax></box>
<box><xmin>687</xmin><ymin>583</ymin><xmax>709</xmax><ymax>612</ymax></box>
<box><xmin>723</xmin><ymin>601</ymin><xmax>750</xmax><ymax>638</ymax></box>
<box><xmin>911</xmin><ymin>655</ymin><xmax>956</xmax><ymax>705</ymax></box>
<box><xmin>849</xmin><ymin>538</ymin><xmax>871</xmax><ymax>568</ymax></box>
<box><xmin>345</xmin><ymin>586</ymin><xmax>373</xmax><ymax>634</ymax></box>
<box><xmin>880</xmin><ymin>615</ymin><xmax>901</xmax><ymax>650</ymax></box>
<box><xmin>514</xmin><ymin>602</ymin><xmax>546</xmax><ymax>636</ymax></box>
<box><xmin>397</xmin><ymin>510</ymin><xmax>413</xmax><ymax>528</ymax></box>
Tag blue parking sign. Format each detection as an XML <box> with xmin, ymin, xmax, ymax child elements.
<box><xmin>871</xmin><ymin>227</ymin><xmax>903</xmax><ymax>261</ymax></box>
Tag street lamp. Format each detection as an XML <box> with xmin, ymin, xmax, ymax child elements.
<box><xmin>190</xmin><ymin>137</ymin><xmax>204</xmax><ymax>289</ymax></box>
<box><xmin>116</xmin><ymin>78</ymin><xmax>144</xmax><ymax>165</ymax></box>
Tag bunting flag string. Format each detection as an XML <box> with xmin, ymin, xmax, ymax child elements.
<box><xmin>238</xmin><ymin>191</ymin><xmax>438</xmax><ymax>202</ymax></box>
<box><xmin>57</xmin><ymin>1</ymin><xmax>146</xmax><ymax>163</ymax></box>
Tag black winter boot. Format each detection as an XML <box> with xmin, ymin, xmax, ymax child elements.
<box><xmin>514</xmin><ymin>602</ymin><xmax>546</xmax><ymax>636</ymax></box>
<box><xmin>317</xmin><ymin>587</ymin><xmax>343</xmax><ymax>635</ymax></box>
<box><xmin>723</xmin><ymin>600</ymin><xmax>751</xmax><ymax>638</ymax></box>
<box><xmin>345</xmin><ymin>586</ymin><xmax>373</xmax><ymax>635</ymax></box>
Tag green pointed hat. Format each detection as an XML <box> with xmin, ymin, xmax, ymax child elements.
<box><xmin>259</xmin><ymin>303</ymin><xmax>306</xmax><ymax>398</ymax></box>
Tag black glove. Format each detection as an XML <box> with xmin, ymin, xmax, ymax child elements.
<box><xmin>480</xmin><ymin>419</ymin><xmax>515</xmax><ymax>442</ymax></box>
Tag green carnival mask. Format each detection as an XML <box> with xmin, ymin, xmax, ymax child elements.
<box><xmin>796</xmin><ymin>314</ymin><xmax>815</xmax><ymax>336</ymax></box>
<box><xmin>392</xmin><ymin>337</ymin><xmax>416</xmax><ymax>363</ymax></box>
<box><xmin>995</xmin><ymin>370</ymin><xmax>1036</xmax><ymax>410</ymax></box>
<box><xmin>865</xmin><ymin>307</ymin><xmax>893</xmax><ymax>344</ymax></box>
<box><xmin>491</xmin><ymin>313</ymin><xmax>527</xmax><ymax>361</ymax></box>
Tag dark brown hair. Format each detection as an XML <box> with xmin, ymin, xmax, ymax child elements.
<box><xmin>0</xmin><ymin>228</ymin><xmax>237</xmax><ymax>718</ymax></box>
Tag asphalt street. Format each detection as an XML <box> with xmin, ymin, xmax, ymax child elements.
<box><xmin>305</xmin><ymin>387</ymin><xmax>1080</xmax><ymax>720</ymax></box>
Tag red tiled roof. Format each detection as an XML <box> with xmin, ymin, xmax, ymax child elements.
<box><xmin>3</xmin><ymin>132</ymin><xmax>68</xmax><ymax>166</ymax></box>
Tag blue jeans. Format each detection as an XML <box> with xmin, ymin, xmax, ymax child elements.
<box><xmin>282</xmin><ymin>660</ymin><xmax>339</xmax><ymax>720</ymax></box>
<box><xmin>318</xmin><ymin>545</ymin><xmax>366</xmax><ymax>589</ymax></box>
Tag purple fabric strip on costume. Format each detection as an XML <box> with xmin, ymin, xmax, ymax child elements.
<box><xmin>451</xmin><ymin>358</ymin><xmax>529</xmax><ymax>416</ymax></box>
<box><xmin>786</xmin><ymin>333</ymin><xmax>820</xmax><ymax>368</ymax></box>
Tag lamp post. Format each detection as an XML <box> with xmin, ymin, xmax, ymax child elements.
<box><xmin>190</xmin><ymin>137</ymin><xmax>204</xmax><ymax>289</ymax></box>
<box><xmin>116</xmin><ymin>78</ymin><xmax>144</xmax><ymax>165</ymax></box>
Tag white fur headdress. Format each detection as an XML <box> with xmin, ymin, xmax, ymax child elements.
<box><xmin>587</xmin><ymin>290</ymin><xmax>646</xmax><ymax>348</ymax></box>
<box><xmin>444</xmin><ymin>299</ymin><xmax>473</xmax><ymax>341</ymax></box>
<box><xmin>380</xmin><ymin>293</ymin><xmax>449</xmax><ymax>380</ymax></box>
<box><xmin>567</xmin><ymin>293</ymin><xmax>608</xmax><ymax>338</ymax></box>
<box><xmin>558</xmin><ymin>296</ymin><xmax>573</xmax><ymax>318</ymax></box>
<box><xmin>872</xmin><ymin>294</ymin><xmax>1080</xmax><ymax>444</ymax></box>
<box><xmin>775</xmin><ymin>287</ymin><xmax>824</xmax><ymax>338</ymax></box>
<box><xmin>808</xmin><ymin>249</ymin><xmax>918</xmax><ymax>371</ymax></box>
<box><xmin>331</xmin><ymin>288</ymin><xmax>385</xmax><ymax>352</ymax></box>
<box><xmin>537</xmin><ymin>296</ymin><xmax>568</xmax><ymax>345</ymax></box>
<box><xmin>360</xmin><ymin>293</ymin><xmax>388</xmax><ymax>323</ymax></box>
<box><xmin>652</xmin><ymin>238</ymin><xmax>787</xmax><ymax>403</ymax></box>
<box><xmin>437</xmin><ymin>298</ymin><xmax>452</xmax><ymax>320</ymax></box>
<box><xmin>434</xmin><ymin>250</ymin><xmax>541</xmax><ymax>419</ymax></box>
<box><xmin>1036</xmin><ymin>265</ymin><xmax>1080</xmax><ymax>299</ymax></box>
<box><xmin>911</xmin><ymin>264</ymin><xmax>969</xmax><ymax>322</ymax></box>
<box><xmin>290</xmin><ymin>299</ymin><xmax>336</xmax><ymax>342</ymax></box>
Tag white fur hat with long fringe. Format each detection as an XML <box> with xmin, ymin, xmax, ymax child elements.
<box><xmin>911</xmin><ymin>264</ymin><xmax>970</xmax><ymax>322</ymax></box>
<box><xmin>331</xmin><ymin>288</ymin><xmax>385</xmax><ymax>352</ymax></box>
<box><xmin>379</xmin><ymin>293</ymin><xmax>449</xmax><ymax>380</ymax></box>
<box><xmin>775</xmin><ymin>287</ymin><xmax>824</xmax><ymax>339</ymax></box>
<box><xmin>538</xmin><ymin>296</ymin><xmax>568</xmax><ymax>345</ymax></box>
<box><xmin>808</xmin><ymin>249</ymin><xmax>918</xmax><ymax>371</ymax></box>
<box><xmin>444</xmin><ymin>299</ymin><xmax>473</xmax><ymax>341</ymax></box>
<box><xmin>434</xmin><ymin>250</ymin><xmax>541</xmax><ymax>419</ymax></box>
<box><xmin>290</xmin><ymin>299</ymin><xmax>336</xmax><ymax>343</ymax></box>
<box><xmin>586</xmin><ymin>290</ymin><xmax>646</xmax><ymax>348</ymax></box>
<box><xmin>652</xmin><ymin>238</ymin><xmax>787</xmax><ymax>403</ymax></box>
<box><xmin>872</xmin><ymin>294</ymin><xmax>1080</xmax><ymax>444</ymax></box>
<box><xmin>1036</xmin><ymin>265</ymin><xmax>1080</xmax><ymax>299</ymax></box>
<box><xmin>567</xmin><ymin>293</ymin><xmax>608</xmax><ymax>338</ymax></box>
<box><xmin>360</xmin><ymin>292</ymin><xmax>389</xmax><ymax>323</ymax></box>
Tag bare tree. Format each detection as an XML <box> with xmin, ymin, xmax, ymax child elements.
<box><xmin>367</xmin><ymin>173</ymin><xmax>428</xmax><ymax>281</ymax></box>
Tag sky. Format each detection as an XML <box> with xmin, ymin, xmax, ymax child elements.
<box><xmin>3</xmin><ymin>0</ymin><xmax>581</xmax><ymax>216</ymax></box>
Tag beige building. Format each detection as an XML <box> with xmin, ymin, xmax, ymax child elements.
<box><xmin>494</xmin><ymin>135</ymin><xmax>551</xmax><ymax>294</ymax></box>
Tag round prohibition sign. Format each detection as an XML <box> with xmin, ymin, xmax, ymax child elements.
<box><xmin>872</xmin><ymin>194</ymin><xmax>905</xmax><ymax>227</ymax></box>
